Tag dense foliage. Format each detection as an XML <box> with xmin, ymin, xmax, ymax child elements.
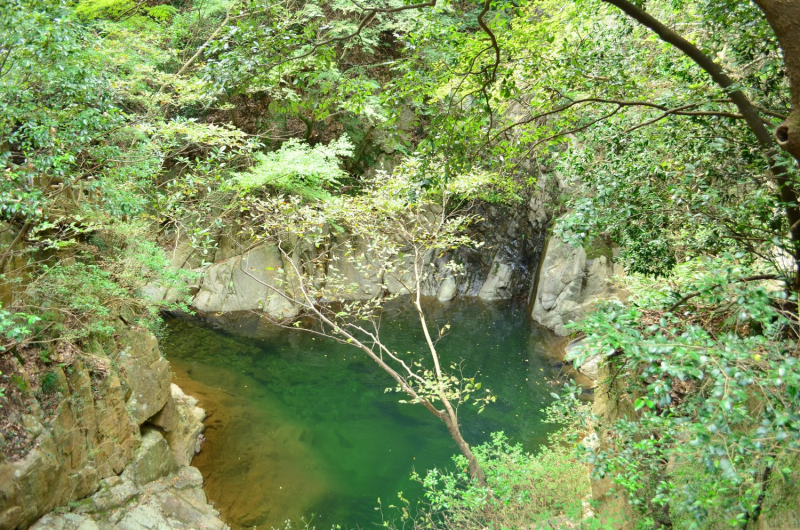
<box><xmin>2</xmin><ymin>0</ymin><xmax>800</xmax><ymax>527</ymax></box>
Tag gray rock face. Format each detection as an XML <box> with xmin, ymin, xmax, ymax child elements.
<box><xmin>326</xmin><ymin>236</ymin><xmax>385</xmax><ymax>300</ymax></box>
<box><xmin>31</xmin><ymin>467</ymin><xmax>228</xmax><ymax>530</ymax></box>
<box><xmin>186</xmin><ymin>201</ymin><xmax>546</xmax><ymax>314</ymax></box>
<box><xmin>478</xmin><ymin>256</ymin><xmax>513</xmax><ymax>302</ymax></box>
<box><xmin>436</xmin><ymin>274</ymin><xmax>458</xmax><ymax>302</ymax></box>
<box><xmin>192</xmin><ymin>244</ymin><xmax>299</xmax><ymax>318</ymax></box>
<box><xmin>530</xmin><ymin>236</ymin><xmax>619</xmax><ymax>336</ymax></box>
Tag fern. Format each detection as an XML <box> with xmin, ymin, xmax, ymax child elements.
<box><xmin>76</xmin><ymin>0</ymin><xmax>176</xmax><ymax>21</ymax></box>
<box><xmin>146</xmin><ymin>5</ymin><xmax>177</xmax><ymax>21</ymax></box>
<box><xmin>75</xmin><ymin>0</ymin><xmax>136</xmax><ymax>19</ymax></box>
<box><xmin>235</xmin><ymin>136</ymin><xmax>354</xmax><ymax>200</ymax></box>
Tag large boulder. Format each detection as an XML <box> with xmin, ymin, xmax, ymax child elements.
<box><xmin>325</xmin><ymin>236</ymin><xmax>386</xmax><ymax>300</ymax></box>
<box><xmin>116</xmin><ymin>329</ymin><xmax>172</xmax><ymax>426</ymax></box>
<box><xmin>122</xmin><ymin>429</ymin><xmax>177</xmax><ymax>487</ymax></box>
<box><xmin>478</xmin><ymin>255</ymin><xmax>513</xmax><ymax>302</ymax></box>
<box><xmin>436</xmin><ymin>274</ymin><xmax>458</xmax><ymax>302</ymax></box>
<box><xmin>162</xmin><ymin>385</ymin><xmax>206</xmax><ymax>467</ymax></box>
<box><xmin>192</xmin><ymin>244</ymin><xmax>299</xmax><ymax>318</ymax></box>
<box><xmin>530</xmin><ymin>236</ymin><xmax>620</xmax><ymax>336</ymax></box>
<box><xmin>178</xmin><ymin>198</ymin><xmax>547</xmax><ymax>312</ymax></box>
<box><xmin>31</xmin><ymin>467</ymin><xmax>228</xmax><ymax>530</ymax></box>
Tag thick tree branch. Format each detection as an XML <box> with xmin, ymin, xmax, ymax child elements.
<box><xmin>477</xmin><ymin>0</ymin><xmax>500</xmax><ymax>83</ymax></box>
<box><xmin>602</xmin><ymin>0</ymin><xmax>800</xmax><ymax>284</ymax></box>
<box><xmin>487</xmin><ymin>98</ymin><xmax>745</xmax><ymax>148</ymax></box>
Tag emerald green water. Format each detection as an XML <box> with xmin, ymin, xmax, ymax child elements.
<box><xmin>161</xmin><ymin>299</ymin><xmax>563</xmax><ymax>530</ymax></box>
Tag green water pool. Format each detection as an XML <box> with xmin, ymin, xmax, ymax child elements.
<box><xmin>161</xmin><ymin>298</ymin><xmax>564</xmax><ymax>530</ymax></box>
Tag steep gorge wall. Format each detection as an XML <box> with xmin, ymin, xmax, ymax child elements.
<box><xmin>529</xmin><ymin>235</ymin><xmax>620</xmax><ymax>336</ymax></box>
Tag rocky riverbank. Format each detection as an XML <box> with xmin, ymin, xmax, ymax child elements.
<box><xmin>0</xmin><ymin>324</ymin><xmax>225</xmax><ymax>530</ymax></box>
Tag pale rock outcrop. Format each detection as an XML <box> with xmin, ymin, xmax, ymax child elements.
<box><xmin>385</xmin><ymin>254</ymin><xmax>417</xmax><ymax>295</ymax></box>
<box><xmin>530</xmin><ymin>236</ymin><xmax>619</xmax><ymax>336</ymax></box>
<box><xmin>192</xmin><ymin>244</ymin><xmax>299</xmax><ymax>318</ymax></box>
<box><xmin>117</xmin><ymin>329</ymin><xmax>172</xmax><ymax>425</ymax></box>
<box><xmin>122</xmin><ymin>429</ymin><xmax>178</xmax><ymax>487</ymax></box>
<box><xmin>478</xmin><ymin>256</ymin><xmax>513</xmax><ymax>302</ymax></box>
<box><xmin>162</xmin><ymin>385</ymin><xmax>206</xmax><ymax>467</ymax></box>
<box><xmin>326</xmin><ymin>236</ymin><xmax>385</xmax><ymax>300</ymax></box>
<box><xmin>436</xmin><ymin>274</ymin><xmax>458</xmax><ymax>302</ymax></box>
<box><xmin>31</xmin><ymin>467</ymin><xmax>227</xmax><ymax>530</ymax></box>
<box><xmin>139</xmin><ymin>239</ymin><xmax>206</xmax><ymax>305</ymax></box>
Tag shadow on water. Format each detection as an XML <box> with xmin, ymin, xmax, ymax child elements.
<box><xmin>162</xmin><ymin>298</ymin><xmax>565</xmax><ymax>530</ymax></box>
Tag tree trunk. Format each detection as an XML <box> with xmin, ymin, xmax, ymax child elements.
<box><xmin>411</xmin><ymin>247</ymin><xmax>488</xmax><ymax>486</ymax></box>
<box><xmin>752</xmin><ymin>0</ymin><xmax>800</xmax><ymax>164</ymax></box>
<box><xmin>442</xmin><ymin>413</ymin><xmax>487</xmax><ymax>486</ymax></box>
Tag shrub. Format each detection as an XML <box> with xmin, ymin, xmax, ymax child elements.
<box><xmin>392</xmin><ymin>432</ymin><xmax>591</xmax><ymax>530</ymax></box>
<box><xmin>40</xmin><ymin>371</ymin><xmax>60</xmax><ymax>394</ymax></box>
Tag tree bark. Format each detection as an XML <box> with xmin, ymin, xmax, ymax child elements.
<box><xmin>443</xmin><ymin>414</ymin><xmax>487</xmax><ymax>485</ymax></box>
<box><xmin>752</xmin><ymin>0</ymin><xmax>800</xmax><ymax>163</ymax></box>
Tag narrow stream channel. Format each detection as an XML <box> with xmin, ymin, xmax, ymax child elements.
<box><xmin>161</xmin><ymin>299</ymin><xmax>564</xmax><ymax>530</ymax></box>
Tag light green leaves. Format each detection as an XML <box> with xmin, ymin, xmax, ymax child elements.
<box><xmin>235</xmin><ymin>136</ymin><xmax>354</xmax><ymax>200</ymax></box>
